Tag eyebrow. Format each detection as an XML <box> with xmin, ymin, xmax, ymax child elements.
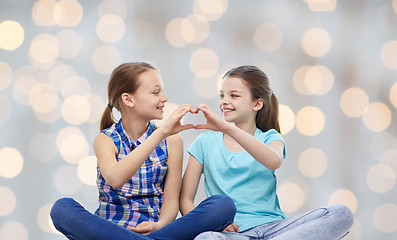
<box><xmin>220</xmin><ymin>90</ymin><xmax>243</xmax><ymax>93</ymax></box>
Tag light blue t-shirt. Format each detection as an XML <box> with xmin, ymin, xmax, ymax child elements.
<box><xmin>188</xmin><ymin>128</ymin><xmax>286</xmax><ymax>232</ymax></box>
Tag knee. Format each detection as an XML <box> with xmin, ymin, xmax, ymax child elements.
<box><xmin>329</xmin><ymin>204</ymin><xmax>354</xmax><ymax>230</ymax></box>
<box><xmin>210</xmin><ymin>195</ymin><xmax>236</xmax><ymax>212</ymax></box>
<box><xmin>50</xmin><ymin>198</ymin><xmax>76</xmax><ymax>222</ymax></box>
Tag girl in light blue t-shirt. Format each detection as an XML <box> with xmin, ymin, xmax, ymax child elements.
<box><xmin>180</xmin><ymin>65</ymin><xmax>354</xmax><ymax>240</ymax></box>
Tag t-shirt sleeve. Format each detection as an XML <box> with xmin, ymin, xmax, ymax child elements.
<box><xmin>187</xmin><ymin>133</ymin><xmax>206</xmax><ymax>166</ymax></box>
<box><xmin>264</xmin><ymin>129</ymin><xmax>286</xmax><ymax>159</ymax></box>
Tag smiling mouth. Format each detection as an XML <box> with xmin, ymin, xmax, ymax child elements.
<box><xmin>222</xmin><ymin>108</ymin><xmax>234</xmax><ymax>113</ymax></box>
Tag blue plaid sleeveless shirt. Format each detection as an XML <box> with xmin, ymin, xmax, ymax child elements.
<box><xmin>95</xmin><ymin>120</ymin><xmax>168</xmax><ymax>228</ymax></box>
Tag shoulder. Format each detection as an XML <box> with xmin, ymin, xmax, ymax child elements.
<box><xmin>255</xmin><ymin>129</ymin><xmax>284</xmax><ymax>144</ymax></box>
<box><xmin>195</xmin><ymin>131</ymin><xmax>219</xmax><ymax>142</ymax></box>
<box><xmin>166</xmin><ymin>133</ymin><xmax>183</xmax><ymax>146</ymax></box>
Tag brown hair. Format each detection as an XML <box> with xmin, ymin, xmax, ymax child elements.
<box><xmin>222</xmin><ymin>65</ymin><xmax>281</xmax><ymax>133</ymax></box>
<box><xmin>100</xmin><ymin>62</ymin><xmax>156</xmax><ymax>131</ymax></box>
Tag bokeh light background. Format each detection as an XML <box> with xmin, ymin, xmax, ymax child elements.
<box><xmin>1</xmin><ymin>0</ymin><xmax>397</xmax><ymax>239</ymax></box>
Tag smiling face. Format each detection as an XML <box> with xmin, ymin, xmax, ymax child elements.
<box><xmin>129</xmin><ymin>69</ymin><xmax>168</xmax><ymax>121</ymax></box>
<box><xmin>219</xmin><ymin>76</ymin><xmax>262</xmax><ymax>125</ymax></box>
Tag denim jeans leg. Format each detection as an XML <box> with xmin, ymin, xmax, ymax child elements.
<box><xmin>259</xmin><ymin>204</ymin><xmax>353</xmax><ymax>240</ymax></box>
<box><xmin>50</xmin><ymin>198</ymin><xmax>149</xmax><ymax>240</ymax></box>
<box><xmin>148</xmin><ymin>195</ymin><xmax>236</xmax><ymax>240</ymax></box>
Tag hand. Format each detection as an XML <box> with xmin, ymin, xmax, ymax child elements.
<box><xmin>194</xmin><ymin>104</ymin><xmax>229</xmax><ymax>132</ymax></box>
<box><xmin>160</xmin><ymin>104</ymin><xmax>197</xmax><ymax>136</ymax></box>
<box><xmin>128</xmin><ymin>221</ymin><xmax>159</xmax><ymax>235</ymax></box>
<box><xmin>222</xmin><ymin>222</ymin><xmax>239</xmax><ymax>232</ymax></box>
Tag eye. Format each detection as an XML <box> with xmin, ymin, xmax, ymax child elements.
<box><xmin>231</xmin><ymin>94</ymin><xmax>239</xmax><ymax>98</ymax></box>
<box><xmin>219</xmin><ymin>93</ymin><xmax>224</xmax><ymax>99</ymax></box>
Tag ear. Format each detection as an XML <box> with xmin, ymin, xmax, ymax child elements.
<box><xmin>121</xmin><ymin>93</ymin><xmax>134</xmax><ymax>108</ymax></box>
<box><xmin>253</xmin><ymin>98</ymin><xmax>263</xmax><ymax>112</ymax></box>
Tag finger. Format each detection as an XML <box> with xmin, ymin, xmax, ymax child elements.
<box><xmin>231</xmin><ymin>223</ymin><xmax>239</xmax><ymax>232</ymax></box>
<box><xmin>180</xmin><ymin>124</ymin><xmax>195</xmax><ymax>131</ymax></box>
<box><xmin>194</xmin><ymin>124</ymin><xmax>208</xmax><ymax>130</ymax></box>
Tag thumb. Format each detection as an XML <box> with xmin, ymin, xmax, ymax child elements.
<box><xmin>194</xmin><ymin>124</ymin><xmax>208</xmax><ymax>130</ymax></box>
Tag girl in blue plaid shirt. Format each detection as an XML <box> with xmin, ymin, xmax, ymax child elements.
<box><xmin>51</xmin><ymin>62</ymin><xmax>236</xmax><ymax>240</ymax></box>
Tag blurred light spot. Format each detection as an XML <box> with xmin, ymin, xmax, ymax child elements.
<box><xmin>304</xmin><ymin>65</ymin><xmax>333</xmax><ymax>95</ymax></box>
<box><xmin>32</xmin><ymin>0</ymin><xmax>57</xmax><ymax>26</ymax></box>
<box><xmin>60</xmin><ymin>75</ymin><xmax>91</xmax><ymax>99</ymax></box>
<box><xmin>0</xmin><ymin>62</ymin><xmax>13</xmax><ymax>90</ymax></box>
<box><xmin>301</xmin><ymin>28</ymin><xmax>332</xmax><ymax>57</ymax></box>
<box><xmin>340</xmin><ymin>88</ymin><xmax>369</xmax><ymax>118</ymax></box>
<box><xmin>380</xmin><ymin>41</ymin><xmax>397</xmax><ymax>70</ymax></box>
<box><xmin>62</xmin><ymin>95</ymin><xmax>91</xmax><ymax>125</ymax></box>
<box><xmin>370</xmin><ymin>132</ymin><xmax>397</xmax><ymax>161</ymax></box>
<box><xmin>29</xmin><ymin>83</ymin><xmax>59</xmax><ymax>114</ymax></box>
<box><xmin>54</xmin><ymin>0</ymin><xmax>83</xmax><ymax>27</ymax></box>
<box><xmin>0</xmin><ymin>95</ymin><xmax>12</xmax><ymax>124</ymax></box>
<box><xmin>193</xmin><ymin>0</ymin><xmax>228</xmax><ymax>21</ymax></box>
<box><xmin>56</xmin><ymin>30</ymin><xmax>82</xmax><ymax>59</ymax></box>
<box><xmin>98</xmin><ymin>0</ymin><xmax>127</xmax><ymax>19</ymax></box>
<box><xmin>0</xmin><ymin>186</ymin><xmax>16</xmax><ymax>216</ymax></box>
<box><xmin>97</xmin><ymin>14</ymin><xmax>125</xmax><ymax>43</ymax></box>
<box><xmin>373</xmin><ymin>203</ymin><xmax>397</xmax><ymax>233</ymax></box>
<box><xmin>381</xmin><ymin>149</ymin><xmax>397</xmax><ymax>173</ymax></box>
<box><xmin>29</xmin><ymin>133</ymin><xmax>57</xmax><ymax>163</ymax></box>
<box><xmin>190</xmin><ymin>48</ymin><xmax>219</xmax><ymax>78</ymax></box>
<box><xmin>128</xmin><ymin>19</ymin><xmax>154</xmax><ymax>48</ymax></box>
<box><xmin>254</xmin><ymin>23</ymin><xmax>283</xmax><ymax>52</ymax></box>
<box><xmin>366</xmin><ymin>163</ymin><xmax>395</xmax><ymax>193</ymax></box>
<box><xmin>34</xmin><ymin>100</ymin><xmax>62</xmax><ymax>123</ymax></box>
<box><xmin>37</xmin><ymin>204</ymin><xmax>58</xmax><ymax>233</ymax></box>
<box><xmin>0</xmin><ymin>20</ymin><xmax>24</xmax><ymax>51</ymax></box>
<box><xmin>279</xmin><ymin>104</ymin><xmax>295</xmax><ymax>134</ymax></box>
<box><xmin>54</xmin><ymin>165</ymin><xmax>83</xmax><ymax>194</ymax></box>
<box><xmin>277</xmin><ymin>181</ymin><xmax>305</xmax><ymax>213</ymax></box>
<box><xmin>0</xmin><ymin>147</ymin><xmax>23</xmax><ymax>178</ymax></box>
<box><xmin>293</xmin><ymin>66</ymin><xmax>312</xmax><ymax>95</ymax></box>
<box><xmin>78</xmin><ymin>156</ymin><xmax>97</xmax><ymax>186</ymax></box>
<box><xmin>328</xmin><ymin>189</ymin><xmax>358</xmax><ymax>214</ymax></box>
<box><xmin>56</xmin><ymin>127</ymin><xmax>89</xmax><ymax>164</ymax></box>
<box><xmin>187</xmin><ymin>14</ymin><xmax>210</xmax><ymax>43</ymax></box>
<box><xmin>92</xmin><ymin>45</ymin><xmax>121</xmax><ymax>75</ymax></box>
<box><xmin>48</xmin><ymin>63</ymin><xmax>77</xmax><ymax>91</ymax></box>
<box><xmin>13</xmin><ymin>76</ymin><xmax>39</xmax><ymax>106</ymax></box>
<box><xmin>86</xmin><ymin>94</ymin><xmax>106</xmax><ymax>124</ymax></box>
<box><xmin>362</xmin><ymin>102</ymin><xmax>391</xmax><ymax>132</ymax></box>
<box><xmin>153</xmin><ymin>103</ymin><xmax>179</xmax><ymax>127</ymax></box>
<box><xmin>0</xmin><ymin>221</ymin><xmax>28</xmax><ymax>240</ymax></box>
<box><xmin>193</xmin><ymin>77</ymin><xmax>219</xmax><ymax>99</ymax></box>
<box><xmin>296</xmin><ymin>106</ymin><xmax>325</xmax><ymax>136</ymax></box>
<box><xmin>394</xmin><ymin>0</ymin><xmax>397</xmax><ymax>14</ymax></box>
<box><xmin>390</xmin><ymin>82</ymin><xmax>397</xmax><ymax>108</ymax></box>
<box><xmin>298</xmin><ymin>148</ymin><xmax>327</xmax><ymax>178</ymax></box>
<box><xmin>165</xmin><ymin>18</ymin><xmax>193</xmax><ymax>47</ymax></box>
<box><xmin>29</xmin><ymin>33</ymin><xmax>59</xmax><ymax>65</ymax></box>
<box><xmin>304</xmin><ymin>0</ymin><xmax>337</xmax><ymax>12</ymax></box>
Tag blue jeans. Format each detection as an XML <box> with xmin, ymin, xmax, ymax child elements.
<box><xmin>195</xmin><ymin>204</ymin><xmax>353</xmax><ymax>240</ymax></box>
<box><xmin>50</xmin><ymin>195</ymin><xmax>236</xmax><ymax>240</ymax></box>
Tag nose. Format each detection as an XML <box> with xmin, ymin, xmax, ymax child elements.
<box><xmin>161</xmin><ymin>92</ymin><xmax>168</xmax><ymax>103</ymax></box>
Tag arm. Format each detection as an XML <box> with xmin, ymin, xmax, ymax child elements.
<box><xmin>179</xmin><ymin>155</ymin><xmax>203</xmax><ymax>215</ymax></box>
<box><xmin>157</xmin><ymin>134</ymin><xmax>183</xmax><ymax>228</ymax></box>
<box><xmin>94</xmin><ymin>104</ymin><xmax>196</xmax><ymax>189</ymax></box>
<box><xmin>195</xmin><ymin>104</ymin><xmax>284</xmax><ymax>170</ymax></box>
<box><xmin>129</xmin><ymin>134</ymin><xmax>184</xmax><ymax>234</ymax></box>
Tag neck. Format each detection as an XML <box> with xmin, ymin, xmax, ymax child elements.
<box><xmin>121</xmin><ymin>113</ymin><xmax>150</xmax><ymax>142</ymax></box>
<box><xmin>234</xmin><ymin>120</ymin><xmax>257</xmax><ymax>136</ymax></box>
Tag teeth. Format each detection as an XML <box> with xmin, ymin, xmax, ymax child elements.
<box><xmin>223</xmin><ymin>109</ymin><xmax>233</xmax><ymax>112</ymax></box>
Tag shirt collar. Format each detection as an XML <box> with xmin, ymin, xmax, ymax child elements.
<box><xmin>115</xmin><ymin>120</ymin><xmax>155</xmax><ymax>149</ymax></box>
